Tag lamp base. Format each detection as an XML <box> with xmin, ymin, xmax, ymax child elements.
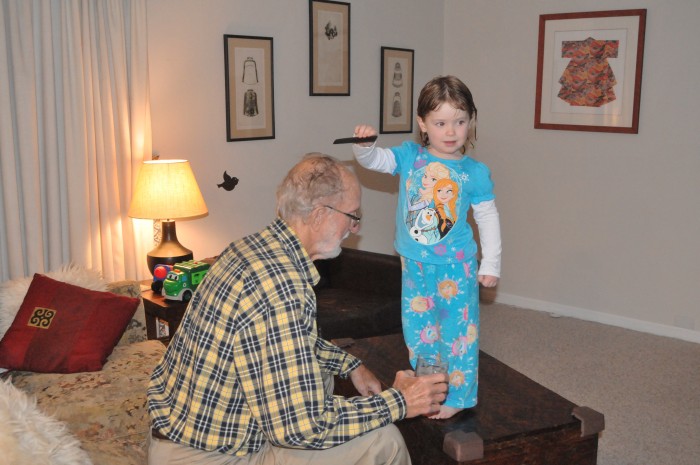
<box><xmin>146</xmin><ymin>220</ymin><xmax>193</xmax><ymax>275</ymax></box>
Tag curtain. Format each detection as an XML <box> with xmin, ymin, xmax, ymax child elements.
<box><xmin>0</xmin><ymin>0</ymin><xmax>152</xmax><ymax>282</ymax></box>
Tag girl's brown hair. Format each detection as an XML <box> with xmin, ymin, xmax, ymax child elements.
<box><xmin>417</xmin><ymin>76</ymin><xmax>477</xmax><ymax>150</ymax></box>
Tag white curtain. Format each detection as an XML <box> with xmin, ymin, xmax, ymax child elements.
<box><xmin>0</xmin><ymin>0</ymin><xmax>153</xmax><ymax>282</ymax></box>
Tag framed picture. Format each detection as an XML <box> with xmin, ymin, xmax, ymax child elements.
<box><xmin>534</xmin><ymin>9</ymin><xmax>646</xmax><ymax>134</ymax></box>
<box><xmin>380</xmin><ymin>47</ymin><xmax>414</xmax><ymax>134</ymax></box>
<box><xmin>224</xmin><ymin>35</ymin><xmax>275</xmax><ymax>141</ymax></box>
<box><xmin>309</xmin><ymin>0</ymin><xmax>350</xmax><ymax>96</ymax></box>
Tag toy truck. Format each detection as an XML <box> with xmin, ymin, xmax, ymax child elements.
<box><xmin>162</xmin><ymin>260</ymin><xmax>211</xmax><ymax>302</ymax></box>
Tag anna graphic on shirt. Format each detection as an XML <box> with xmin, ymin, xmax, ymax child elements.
<box><xmin>433</xmin><ymin>178</ymin><xmax>459</xmax><ymax>238</ymax></box>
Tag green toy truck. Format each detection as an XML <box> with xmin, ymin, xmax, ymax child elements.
<box><xmin>162</xmin><ymin>260</ymin><xmax>210</xmax><ymax>302</ymax></box>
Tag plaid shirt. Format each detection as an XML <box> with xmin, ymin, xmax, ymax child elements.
<box><xmin>148</xmin><ymin>219</ymin><xmax>406</xmax><ymax>455</ymax></box>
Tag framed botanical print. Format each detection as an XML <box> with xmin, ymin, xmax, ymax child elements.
<box><xmin>309</xmin><ymin>0</ymin><xmax>350</xmax><ymax>96</ymax></box>
<box><xmin>224</xmin><ymin>34</ymin><xmax>275</xmax><ymax>141</ymax></box>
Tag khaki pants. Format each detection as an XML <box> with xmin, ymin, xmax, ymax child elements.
<box><xmin>148</xmin><ymin>374</ymin><xmax>411</xmax><ymax>465</ymax></box>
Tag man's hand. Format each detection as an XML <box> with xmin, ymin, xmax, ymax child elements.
<box><xmin>392</xmin><ymin>370</ymin><xmax>448</xmax><ymax>418</ymax></box>
<box><xmin>350</xmin><ymin>364</ymin><xmax>382</xmax><ymax>396</ymax></box>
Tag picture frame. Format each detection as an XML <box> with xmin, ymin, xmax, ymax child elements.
<box><xmin>224</xmin><ymin>34</ymin><xmax>275</xmax><ymax>141</ymax></box>
<box><xmin>309</xmin><ymin>0</ymin><xmax>350</xmax><ymax>96</ymax></box>
<box><xmin>380</xmin><ymin>47</ymin><xmax>414</xmax><ymax>134</ymax></box>
<box><xmin>534</xmin><ymin>9</ymin><xmax>646</xmax><ymax>134</ymax></box>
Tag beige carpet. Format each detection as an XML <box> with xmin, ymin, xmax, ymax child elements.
<box><xmin>479</xmin><ymin>301</ymin><xmax>700</xmax><ymax>465</ymax></box>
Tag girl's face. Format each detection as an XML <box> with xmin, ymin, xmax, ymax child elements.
<box><xmin>417</xmin><ymin>102</ymin><xmax>470</xmax><ymax>159</ymax></box>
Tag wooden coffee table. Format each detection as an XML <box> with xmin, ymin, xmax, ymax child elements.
<box><xmin>334</xmin><ymin>334</ymin><xmax>603</xmax><ymax>464</ymax></box>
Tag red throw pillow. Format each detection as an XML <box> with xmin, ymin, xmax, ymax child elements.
<box><xmin>0</xmin><ymin>273</ymin><xmax>140</xmax><ymax>373</ymax></box>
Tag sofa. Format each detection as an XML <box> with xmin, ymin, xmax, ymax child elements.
<box><xmin>314</xmin><ymin>247</ymin><xmax>402</xmax><ymax>340</ymax></box>
<box><xmin>0</xmin><ymin>248</ymin><xmax>402</xmax><ymax>464</ymax></box>
<box><xmin>0</xmin><ymin>279</ymin><xmax>165</xmax><ymax>465</ymax></box>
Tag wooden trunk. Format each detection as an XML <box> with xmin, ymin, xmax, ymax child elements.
<box><xmin>334</xmin><ymin>334</ymin><xmax>602</xmax><ymax>465</ymax></box>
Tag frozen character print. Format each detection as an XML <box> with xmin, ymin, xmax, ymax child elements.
<box><xmin>451</xmin><ymin>335</ymin><xmax>470</xmax><ymax>357</ymax></box>
<box><xmin>438</xmin><ymin>278</ymin><xmax>460</xmax><ymax>301</ymax></box>
<box><xmin>410</xmin><ymin>207</ymin><xmax>440</xmax><ymax>244</ymax></box>
<box><xmin>405</xmin><ymin>162</ymin><xmax>450</xmax><ymax>229</ymax></box>
<box><xmin>451</xmin><ymin>323</ymin><xmax>478</xmax><ymax>359</ymax></box>
<box><xmin>419</xmin><ymin>321</ymin><xmax>440</xmax><ymax>345</ymax></box>
<box><xmin>466</xmin><ymin>323</ymin><xmax>478</xmax><ymax>344</ymax></box>
<box><xmin>408</xmin><ymin>295</ymin><xmax>435</xmax><ymax>314</ymax></box>
<box><xmin>449</xmin><ymin>370</ymin><xmax>466</xmax><ymax>389</ymax></box>
<box><xmin>434</xmin><ymin>178</ymin><xmax>459</xmax><ymax>238</ymax></box>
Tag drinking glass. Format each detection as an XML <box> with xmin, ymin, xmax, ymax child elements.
<box><xmin>415</xmin><ymin>353</ymin><xmax>449</xmax><ymax>376</ymax></box>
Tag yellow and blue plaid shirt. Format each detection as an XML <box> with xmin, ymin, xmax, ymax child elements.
<box><xmin>148</xmin><ymin>219</ymin><xmax>406</xmax><ymax>455</ymax></box>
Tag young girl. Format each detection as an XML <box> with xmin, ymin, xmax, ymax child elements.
<box><xmin>352</xmin><ymin>75</ymin><xmax>501</xmax><ymax>419</ymax></box>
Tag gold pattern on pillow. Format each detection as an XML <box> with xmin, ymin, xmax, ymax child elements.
<box><xmin>0</xmin><ymin>274</ymin><xmax>140</xmax><ymax>373</ymax></box>
<box><xmin>27</xmin><ymin>307</ymin><xmax>56</xmax><ymax>329</ymax></box>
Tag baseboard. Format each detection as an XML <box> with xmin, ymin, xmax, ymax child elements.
<box><xmin>481</xmin><ymin>289</ymin><xmax>700</xmax><ymax>344</ymax></box>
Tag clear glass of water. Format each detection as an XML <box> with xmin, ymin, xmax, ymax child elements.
<box><xmin>415</xmin><ymin>353</ymin><xmax>449</xmax><ymax>376</ymax></box>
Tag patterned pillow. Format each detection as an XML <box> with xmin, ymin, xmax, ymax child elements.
<box><xmin>0</xmin><ymin>274</ymin><xmax>139</xmax><ymax>373</ymax></box>
<box><xmin>0</xmin><ymin>264</ymin><xmax>106</xmax><ymax>340</ymax></box>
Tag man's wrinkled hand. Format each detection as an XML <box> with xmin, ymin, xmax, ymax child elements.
<box><xmin>392</xmin><ymin>370</ymin><xmax>448</xmax><ymax>418</ymax></box>
<box><xmin>350</xmin><ymin>364</ymin><xmax>382</xmax><ymax>396</ymax></box>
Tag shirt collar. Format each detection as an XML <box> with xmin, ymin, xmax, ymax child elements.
<box><xmin>269</xmin><ymin>218</ymin><xmax>321</xmax><ymax>286</ymax></box>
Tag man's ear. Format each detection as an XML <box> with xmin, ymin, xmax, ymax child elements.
<box><xmin>309</xmin><ymin>206</ymin><xmax>325</xmax><ymax>230</ymax></box>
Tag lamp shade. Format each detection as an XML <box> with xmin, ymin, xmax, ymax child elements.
<box><xmin>128</xmin><ymin>159</ymin><xmax>208</xmax><ymax>220</ymax></box>
<box><xmin>129</xmin><ymin>159</ymin><xmax>208</xmax><ymax>276</ymax></box>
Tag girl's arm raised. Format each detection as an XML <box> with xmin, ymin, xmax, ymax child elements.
<box><xmin>352</xmin><ymin>143</ymin><xmax>397</xmax><ymax>173</ymax></box>
<box><xmin>351</xmin><ymin>124</ymin><xmax>397</xmax><ymax>173</ymax></box>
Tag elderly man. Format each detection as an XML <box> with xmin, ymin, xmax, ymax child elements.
<box><xmin>147</xmin><ymin>154</ymin><xmax>447</xmax><ymax>465</ymax></box>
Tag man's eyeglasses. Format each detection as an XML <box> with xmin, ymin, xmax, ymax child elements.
<box><xmin>324</xmin><ymin>205</ymin><xmax>361</xmax><ymax>227</ymax></box>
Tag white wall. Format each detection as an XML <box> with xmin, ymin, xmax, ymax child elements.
<box><xmin>146</xmin><ymin>0</ymin><xmax>443</xmax><ymax>259</ymax></box>
<box><xmin>147</xmin><ymin>0</ymin><xmax>700</xmax><ymax>343</ymax></box>
<box><xmin>445</xmin><ymin>0</ymin><xmax>700</xmax><ymax>342</ymax></box>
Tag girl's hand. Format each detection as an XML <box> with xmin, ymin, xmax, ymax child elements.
<box><xmin>353</xmin><ymin>124</ymin><xmax>377</xmax><ymax>146</ymax></box>
<box><xmin>478</xmin><ymin>275</ymin><xmax>499</xmax><ymax>288</ymax></box>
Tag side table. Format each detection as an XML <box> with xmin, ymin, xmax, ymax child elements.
<box><xmin>141</xmin><ymin>285</ymin><xmax>188</xmax><ymax>344</ymax></box>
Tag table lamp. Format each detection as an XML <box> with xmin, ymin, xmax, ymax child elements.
<box><xmin>128</xmin><ymin>159</ymin><xmax>208</xmax><ymax>274</ymax></box>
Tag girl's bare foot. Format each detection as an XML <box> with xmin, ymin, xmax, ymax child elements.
<box><xmin>427</xmin><ymin>405</ymin><xmax>463</xmax><ymax>420</ymax></box>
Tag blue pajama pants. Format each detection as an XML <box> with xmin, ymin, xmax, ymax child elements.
<box><xmin>401</xmin><ymin>255</ymin><xmax>480</xmax><ymax>408</ymax></box>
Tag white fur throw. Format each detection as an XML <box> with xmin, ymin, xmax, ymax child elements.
<box><xmin>0</xmin><ymin>263</ymin><xmax>107</xmax><ymax>340</ymax></box>
<box><xmin>0</xmin><ymin>378</ymin><xmax>93</xmax><ymax>465</ymax></box>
